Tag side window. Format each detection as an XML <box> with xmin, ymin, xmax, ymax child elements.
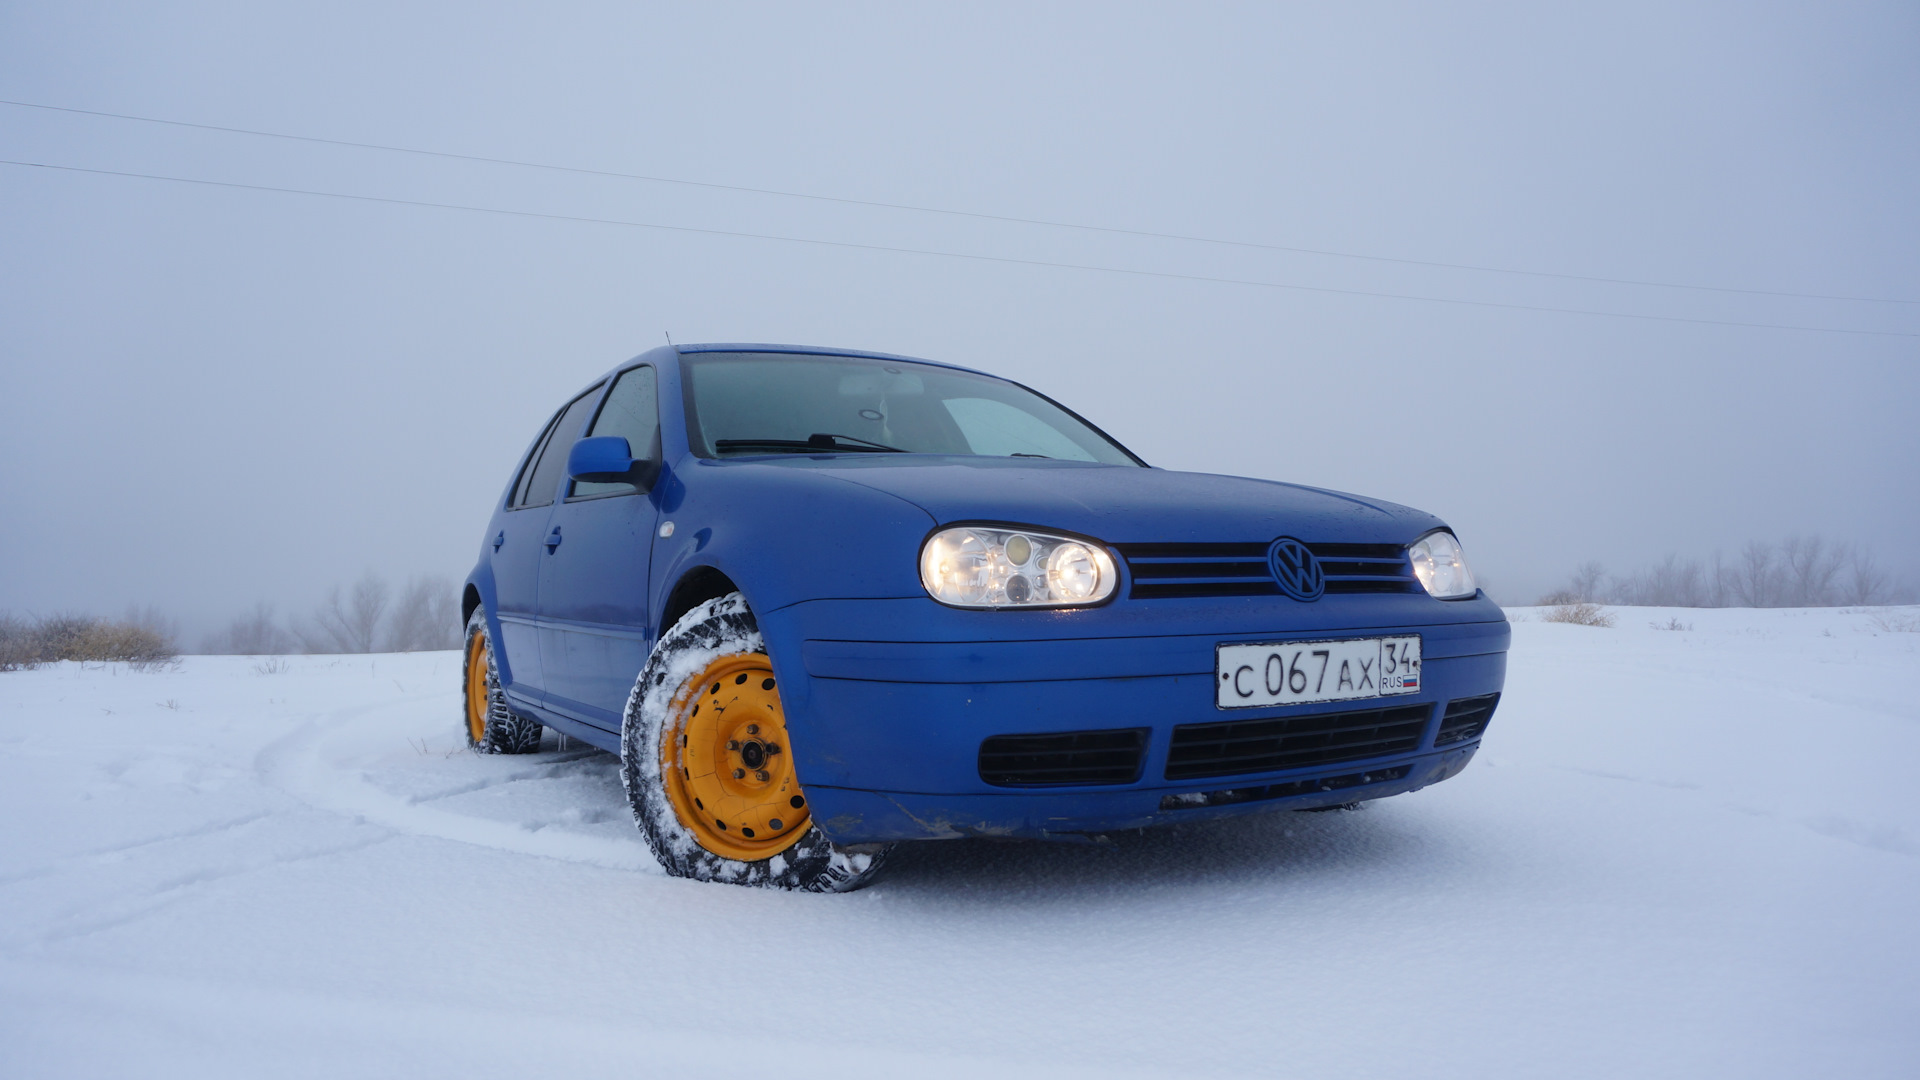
<box><xmin>508</xmin><ymin>410</ymin><xmax>564</xmax><ymax>509</ymax></box>
<box><xmin>514</xmin><ymin>384</ymin><xmax>604</xmax><ymax>510</ymax></box>
<box><xmin>571</xmin><ymin>365</ymin><xmax>660</xmax><ymax>498</ymax></box>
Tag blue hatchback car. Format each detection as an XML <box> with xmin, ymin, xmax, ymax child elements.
<box><xmin>461</xmin><ymin>344</ymin><xmax>1509</xmax><ymax>891</ymax></box>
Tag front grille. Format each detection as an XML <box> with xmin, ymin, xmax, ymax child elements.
<box><xmin>1165</xmin><ymin>702</ymin><xmax>1431</xmax><ymax>780</ymax></box>
<box><xmin>1117</xmin><ymin>541</ymin><xmax>1418</xmax><ymax>600</ymax></box>
<box><xmin>1159</xmin><ymin>764</ymin><xmax>1413</xmax><ymax>810</ymax></box>
<box><xmin>978</xmin><ymin>728</ymin><xmax>1148</xmax><ymax>787</ymax></box>
<box><xmin>1435</xmin><ymin>693</ymin><xmax>1500</xmax><ymax>746</ymax></box>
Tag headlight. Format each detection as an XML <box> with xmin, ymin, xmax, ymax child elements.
<box><xmin>919</xmin><ymin>526</ymin><xmax>1118</xmax><ymax>608</ymax></box>
<box><xmin>1409</xmin><ymin>530</ymin><xmax>1477</xmax><ymax>599</ymax></box>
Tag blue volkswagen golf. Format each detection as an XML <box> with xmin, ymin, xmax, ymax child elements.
<box><xmin>462</xmin><ymin>344</ymin><xmax>1508</xmax><ymax>891</ymax></box>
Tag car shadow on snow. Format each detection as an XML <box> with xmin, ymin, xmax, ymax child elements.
<box><xmin>521</xmin><ymin>734</ymin><xmax>1449</xmax><ymax>899</ymax></box>
<box><xmin>874</xmin><ymin>803</ymin><xmax>1440</xmax><ymax>902</ymax></box>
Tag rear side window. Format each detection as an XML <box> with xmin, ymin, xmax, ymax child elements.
<box><xmin>571</xmin><ymin>365</ymin><xmax>659</xmax><ymax>499</ymax></box>
<box><xmin>512</xmin><ymin>384</ymin><xmax>604</xmax><ymax>510</ymax></box>
<box><xmin>508</xmin><ymin>411</ymin><xmax>564</xmax><ymax>509</ymax></box>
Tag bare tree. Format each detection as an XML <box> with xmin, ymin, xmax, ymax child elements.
<box><xmin>385</xmin><ymin>576</ymin><xmax>462</xmax><ymax>652</ymax></box>
<box><xmin>1781</xmin><ymin>535</ymin><xmax>1846</xmax><ymax>607</ymax></box>
<box><xmin>301</xmin><ymin>572</ymin><xmax>390</xmax><ymax>653</ymax></box>
<box><xmin>426</xmin><ymin>586</ymin><xmax>462</xmax><ymax>649</ymax></box>
<box><xmin>1671</xmin><ymin>555</ymin><xmax>1706</xmax><ymax>607</ymax></box>
<box><xmin>1550</xmin><ymin>537</ymin><xmax>1903</xmax><ymax>611</ymax></box>
<box><xmin>1706</xmin><ymin>550</ymin><xmax>1730</xmax><ymax>608</ymax></box>
<box><xmin>1844</xmin><ymin>549</ymin><xmax>1890</xmax><ymax>606</ymax></box>
<box><xmin>204</xmin><ymin>602</ymin><xmax>294</xmax><ymax>654</ymax></box>
<box><xmin>1568</xmin><ymin>561</ymin><xmax>1607</xmax><ymax>603</ymax></box>
<box><xmin>124</xmin><ymin>605</ymin><xmax>181</xmax><ymax>652</ymax></box>
<box><xmin>1731</xmin><ymin>541</ymin><xmax>1777</xmax><ymax>607</ymax></box>
<box><xmin>1616</xmin><ymin>554</ymin><xmax>1706</xmax><ymax>607</ymax></box>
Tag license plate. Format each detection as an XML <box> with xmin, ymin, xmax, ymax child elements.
<box><xmin>1215</xmin><ymin>635</ymin><xmax>1422</xmax><ymax>709</ymax></box>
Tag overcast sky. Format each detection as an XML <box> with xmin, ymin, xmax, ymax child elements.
<box><xmin>2</xmin><ymin>2</ymin><xmax>1916</xmax><ymax>640</ymax></box>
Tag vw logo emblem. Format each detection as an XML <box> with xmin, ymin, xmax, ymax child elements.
<box><xmin>1268</xmin><ymin>537</ymin><xmax>1325</xmax><ymax>601</ymax></box>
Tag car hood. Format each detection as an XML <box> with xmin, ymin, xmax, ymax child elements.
<box><xmin>751</xmin><ymin>457</ymin><xmax>1445</xmax><ymax>545</ymax></box>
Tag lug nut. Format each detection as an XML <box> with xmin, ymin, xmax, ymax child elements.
<box><xmin>746</xmin><ymin>724</ymin><xmax>760</xmax><ymax>735</ymax></box>
<box><xmin>766</xmin><ymin>743</ymin><xmax>781</xmax><ymax>755</ymax></box>
<box><xmin>755</xmin><ymin>770</ymin><xmax>770</xmax><ymax>782</ymax></box>
<box><xmin>726</xmin><ymin>740</ymin><xmax>740</xmax><ymax>750</ymax></box>
<box><xmin>733</xmin><ymin>768</ymin><xmax>745</xmax><ymax>779</ymax></box>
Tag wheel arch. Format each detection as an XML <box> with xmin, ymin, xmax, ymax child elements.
<box><xmin>658</xmin><ymin>564</ymin><xmax>744</xmax><ymax>638</ymax></box>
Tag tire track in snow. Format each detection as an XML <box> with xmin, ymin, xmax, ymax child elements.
<box><xmin>0</xmin><ymin>810</ymin><xmax>275</xmax><ymax>887</ymax></box>
<box><xmin>36</xmin><ymin>833</ymin><xmax>395</xmax><ymax>944</ymax></box>
<box><xmin>255</xmin><ymin>698</ymin><xmax>661</xmax><ymax>874</ymax></box>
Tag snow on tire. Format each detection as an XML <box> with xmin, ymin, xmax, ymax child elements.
<box><xmin>620</xmin><ymin>592</ymin><xmax>890</xmax><ymax>892</ymax></box>
<box><xmin>462</xmin><ymin>609</ymin><xmax>543</xmax><ymax>755</ymax></box>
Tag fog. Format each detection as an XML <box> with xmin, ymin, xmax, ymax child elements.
<box><xmin>2</xmin><ymin>3</ymin><xmax>1916</xmax><ymax>642</ymax></box>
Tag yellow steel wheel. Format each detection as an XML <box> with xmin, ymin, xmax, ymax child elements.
<box><xmin>464</xmin><ymin>630</ymin><xmax>490</xmax><ymax>744</ymax></box>
<box><xmin>661</xmin><ymin>654</ymin><xmax>810</xmax><ymax>862</ymax></box>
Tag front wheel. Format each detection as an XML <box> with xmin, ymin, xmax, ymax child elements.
<box><xmin>620</xmin><ymin>593</ymin><xmax>890</xmax><ymax>891</ymax></box>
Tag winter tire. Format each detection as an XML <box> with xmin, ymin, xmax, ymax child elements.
<box><xmin>463</xmin><ymin>609</ymin><xmax>543</xmax><ymax>754</ymax></box>
<box><xmin>620</xmin><ymin>592</ymin><xmax>890</xmax><ymax>892</ymax></box>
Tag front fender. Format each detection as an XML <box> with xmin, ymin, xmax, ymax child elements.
<box><xmin>647</xmin><ymin>457</ymin><xmax>938</xmax><ymax>620</ymax></box>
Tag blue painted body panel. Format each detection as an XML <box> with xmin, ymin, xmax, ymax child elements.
<box><xmin>468</xmin><ymin>344</ymin><xmax>1510</xmax><ymax>842</ymax></box>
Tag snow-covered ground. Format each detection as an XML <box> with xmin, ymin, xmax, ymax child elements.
<box><xmin>1</xmin><ymin>607</ymin><xmax>1916</xmax><ymax>1079</ymax></box>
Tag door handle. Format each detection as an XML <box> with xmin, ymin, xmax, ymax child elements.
<box><xmin>545</xmin><ymin>526</ymin><xmax>563</xmax><ymax>552</ymax></box>
<box><xmin>493</xmin><ymin>530</ymin><xmax>505</xmax><ymax>552</ymax></box>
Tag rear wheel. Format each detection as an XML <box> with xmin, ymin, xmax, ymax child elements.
<box><xmin>462</xmin><ymin>609</ymin><xmax>543</xmax><ymax>754</ymax></box>
<box><xmin>620</xmin><ymin>593</ymin><xmax>889</xmax><ymax>891</ymax></box>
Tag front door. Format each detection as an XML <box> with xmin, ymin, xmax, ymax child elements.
<box><xmin>537</xmin><ymin>364</ymin><xmax>662</xmax><ymax>729</ymax></box>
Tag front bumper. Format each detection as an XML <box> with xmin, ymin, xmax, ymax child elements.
<box><xmin>759</xmin><ymin>595</ymin><xmax>1509</xmax><ymax>844</ymax></box>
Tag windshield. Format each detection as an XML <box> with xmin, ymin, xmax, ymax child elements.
<box><xmin>682</xmin><ymin>353</ymin><xmax>1142</xmax><ymax>465</ymax></box>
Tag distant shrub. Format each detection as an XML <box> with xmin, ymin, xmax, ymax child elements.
<box><xmin>1651</xmin><ymin>617</ymin><xmax>1693</xmax><ymax>631</ymax></box>
<box><xmin>32</xmin><ymin>613</ymin><xmax>100</xmax><ymax>660</ymax></box>
<box><xmin>74</xmin><ymin>620</ymin><xmax>178</xmax><ymax>668</ymax></box>
<box><xmin>0</xmin><ymin>614</ymin><xmax>35</xmax><ymax>671</ymax></box>
<box><xmin>1542</xmin><ymin>535</ymin><xmax>1912</xmax><ymax>609</ymax></box>
<box><xmin>0</xmin><ymin>612</ymin><xmax>179</xmax><ymax>671</ymax></box>
<box><xmin>1541</xmin><ymin>602</ymin><xmax>1615</xmax><ymax>627</ymax></box>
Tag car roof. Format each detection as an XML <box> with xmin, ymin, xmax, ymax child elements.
<box><xmin>670</xmin><ymin>342</ymin><xmax>993</xmax><ymax>379</ymax></box>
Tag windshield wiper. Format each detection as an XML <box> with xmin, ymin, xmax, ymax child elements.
<box><xmin>714</xmin><ymin>433</ymin><xmax>906</xmax><ymax>454</ymax></box>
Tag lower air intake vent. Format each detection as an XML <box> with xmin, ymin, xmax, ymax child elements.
<box><xmin>978</xmin><ymin>728</ymin><xmax>1148</xmax><ymax>787</ymax></box>
<box><xmin>1166</xmin><ymin>702</ymin><xmax>1431</xmax><ymax>780</ymax></box>
<box><xmin>1159</xmin><ymin>765</ymin><xmax>1413</xmax><ymax>810</ymax></box>
<box><xmin>1435</xmin><ymin>693</ymin><xmax>1500</xmax><ymax>746</ymax></box>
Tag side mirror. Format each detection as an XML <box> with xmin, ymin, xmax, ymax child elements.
<box><xmin>567</xmin><ymin>436</ymin><xmax>660</xmax><ymax>490</ymax></box>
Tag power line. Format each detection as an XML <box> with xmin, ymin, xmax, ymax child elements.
<box><xmin>5</xmin><ymin>156</ymin><xmax>1913</xmax><ymax>340</ymax></box>
<box><xmin>4</xmin><ymin>96</ymin><xmax>1914</xmax><ymax>308</ymax></box>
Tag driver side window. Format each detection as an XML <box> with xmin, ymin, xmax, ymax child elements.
<box><xmin>571</xmin><ymin>365</ymin><xmax>659</xmax><ymax>498</ymax></box>
<box><xmin>511</xmin><ymin>384</ymin><xmax>604</xmax><ymax>509</ymax></box>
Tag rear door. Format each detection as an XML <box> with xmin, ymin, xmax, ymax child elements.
<box><xmin>491</xmin><ymin>384</ymin><xmax>604</xmax><ymax>700</ymax></box>
<box><xmin>536</xmin><ymin>364</ymin><xmax>662</xmax><ymax>728</ymax></box>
